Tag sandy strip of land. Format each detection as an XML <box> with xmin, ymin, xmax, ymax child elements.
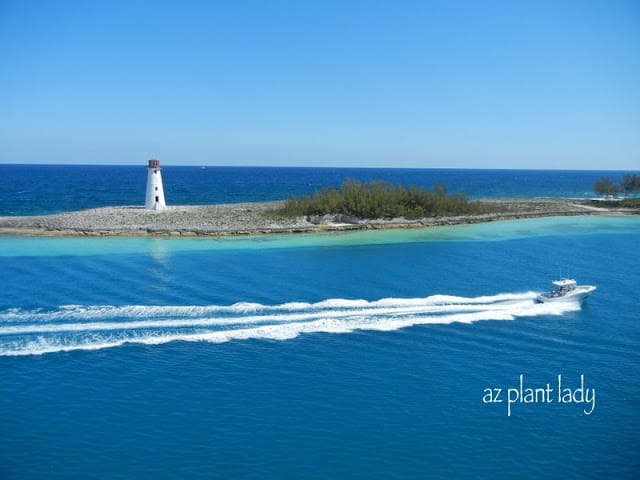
<box><xmin>0</xmin><ymin>199</ymin><xmax>636</xmax><ymax>237</ymax></box>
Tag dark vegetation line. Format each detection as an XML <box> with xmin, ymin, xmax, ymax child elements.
<box><xmin>593</xmin><ymin>174</ymin><xmax>640</xmax><ymax>197</ymax></box>
<box><xmin>279</xmin><ymin>180</ymin><xmax>486</xmax><ymax>219</ymax></box>
<box><xmin>591</xmin><ymin>174</ymin><xmax>640</xmax><ymax>208</ymax></box>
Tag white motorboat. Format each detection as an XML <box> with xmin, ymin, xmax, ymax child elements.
<box><xmin>536</xmin><ymin>279</ymin><xmax>596</xmax><ymax>303</ymax></box>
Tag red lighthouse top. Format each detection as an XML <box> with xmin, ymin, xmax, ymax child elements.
<box><xmin>148</xmin><ymin>159</ymin><xmax>161</xmax><ymax>169</ymax></box>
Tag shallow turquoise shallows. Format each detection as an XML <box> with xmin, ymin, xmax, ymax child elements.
<box><xmin>0</xmin><ymin>167</ymin><xmax>639</xmax><ymax>479</ymax></box>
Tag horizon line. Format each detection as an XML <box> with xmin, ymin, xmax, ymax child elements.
<box><xmin>0</xmin><ymin>162</ymin><xmax>638</xmax><ymax>173</ymax></box>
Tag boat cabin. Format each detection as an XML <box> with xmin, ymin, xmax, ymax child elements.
<box><xmin>551</xmin><ymin>279</ymin><xmax>577</xmax><ymax>296</ymax></box>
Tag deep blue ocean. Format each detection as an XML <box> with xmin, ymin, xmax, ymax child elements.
<box><xmin>0</xmin><ymin>165</ymin><xmax>639</xmax><ymax>479</ymax></box>
<box><xmin>0</xmin><ymin>164</ymin><xmax>635</xmax><ymax>215</ymax></box>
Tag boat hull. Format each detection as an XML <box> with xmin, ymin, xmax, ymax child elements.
<box><xmin>536</xmin><ymin>286</ymin><xmax>596</xmax><ymax>303</ymax></box>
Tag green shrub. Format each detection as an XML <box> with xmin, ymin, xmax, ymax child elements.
<box><xmin>279</xmin><ymin>180</ymin><xmax>483</xmax><ymax>219</ymax></box>
<box><xmin>593</xmin><ymin>174</ymin><xmax>640</xmax><ymax>197</ymax></box>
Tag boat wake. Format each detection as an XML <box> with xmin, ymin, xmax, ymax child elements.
<box><xmin>0</xmin><ymin>292</ymin><xmax>581</xmax><ymax>356</ymax></box>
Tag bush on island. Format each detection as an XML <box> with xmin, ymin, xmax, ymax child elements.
<box><xmin>279</xmin><ymin>180</ymin><xmax>483</xmax><ymax>219</ymax></box>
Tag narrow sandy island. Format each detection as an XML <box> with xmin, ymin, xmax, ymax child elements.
<box><xmin>0</xmin><ymin>199</ymin><xmax>636</xmax><ymax>237</ymax></box>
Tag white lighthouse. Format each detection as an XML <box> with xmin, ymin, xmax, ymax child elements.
<box><xmin>145</xmin><ymin>158</ymin><xmax>167</xmax><ymax>210</ymax></box>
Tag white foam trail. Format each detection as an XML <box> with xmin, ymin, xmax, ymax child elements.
<box><xmin>0</xmin><ymin>292</ymin><xmax>581</xmax><ymax>356</ymax></box>
<box><xmin>0</xmin><ymin>292</ymin><xmax>538</xmax><ymax>322</ymax></box>
<box><xmin>0</xmin><ymin>300</ymin><xmax>539</xmax><ymax>334</ymax></box>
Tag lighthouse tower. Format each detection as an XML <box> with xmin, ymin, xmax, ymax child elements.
<box><xmin>145</xmin><ymin>159</ymin><xmax>167</xmax><ymax>210</ymax></box>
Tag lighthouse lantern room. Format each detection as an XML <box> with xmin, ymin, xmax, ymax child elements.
<box><xmin>145</xmin><ymin>159</ymin><xmax>167</xmax><ymax>210</ymax></box>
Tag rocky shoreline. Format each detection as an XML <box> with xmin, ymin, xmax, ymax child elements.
<box><xmin>0</xmin><ymin>199</ymin><xmax>636</xmax><ymax>237</ymax></box>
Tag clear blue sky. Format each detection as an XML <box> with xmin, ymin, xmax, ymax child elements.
<box><xmin>1</xmin><ymin>0</ymin><xmax>638</xmax><ymax>169</ymax></box>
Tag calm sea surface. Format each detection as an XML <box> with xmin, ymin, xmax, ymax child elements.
<box><xmin>0</xmin><ymin>166</ymin><xmax>638</xmax><ymax>479</ymax></box>
<box><xmin>0</xmin><ymin>164</ymin><xmax>636</xmax><ymax>215</ymax></box>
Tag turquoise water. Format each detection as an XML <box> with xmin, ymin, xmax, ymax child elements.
<box><xmin>1</xmin><ymin>214</ymin><xmax>639</xmax><ymax>478</ymax></box>
<box><xmin>1</xmin><ymin>216</ymin><xmax>637</xmax><ymax>258</ymax></box>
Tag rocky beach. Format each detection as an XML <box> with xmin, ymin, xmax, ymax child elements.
<box><xmin>0</xmin><ymin>198</ymin><xmax>636</xmax><ymax>237</ymax></box>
